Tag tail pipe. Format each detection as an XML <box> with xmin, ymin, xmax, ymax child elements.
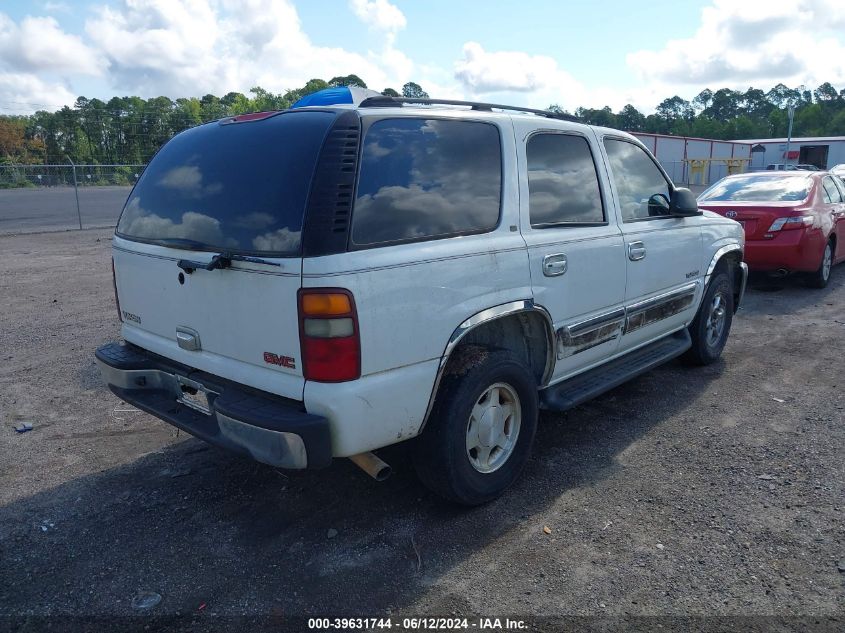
<box><xmin>349</xmin><ymin>452</ymin><xmax>392</xmax><ymax>482</ymax></box>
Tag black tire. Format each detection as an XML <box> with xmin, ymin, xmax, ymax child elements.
<box><xmin>682</xmin><ymin>271</ymin><xmax>734</xmax><ymax>366</ymax></box>
<box><xmin>412</xmin><ymin>347</ymin><xmax>538</xmax><ymax>506</ymax></box>
<box><xmin>806</xmin><ymin>240</ymin><xmax>833</xmax><ymax>289</ymax></box>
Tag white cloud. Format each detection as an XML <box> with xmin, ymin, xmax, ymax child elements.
<box><xmin>42</xmin><ymin>1</ymin><xmax>71</xmax><ymax>12</ymax></box>
<box><xmin>452</xmin><ymin>42</ymin><xmax>591</xmax><ymax>111</ymax></box>
<box><xmin>0</xmin><ymin>13</ymin><xmax>103</xmax><ymax>76</ymax></box>
<box><xmin>349</xmin><ymin>0</ymin><xmax>406</xmax><ymax>34</ymax></box>
<box><xmin>85</xmin><ymin>0</ymin><xmax>225</xmax><ymax>95</ymax></box>
<box><xmin>0</xmin><ymin>72</ymin><xmax>76</xmax><ymax>110</ymax></box>
<box><xmin>627</xmin><ymin>0</ymin><xmax>845</xmax><ymax>92</ymax></box>
<box><xmin>81</xmin><ymin>0</ymin><xmax>412</xmax><ymax>97</ymax></box>
<box><xmin>0</xmin><ymin>12</ymin><xmax>99</xmax><ymax>111</ymax></box>
<box><xmin>455</xmin><ymin>42</ymin><xmax>558</xmax><ymax>93</ymax></box>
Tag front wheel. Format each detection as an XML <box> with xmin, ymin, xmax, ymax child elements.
<box><xmin>683</xmin><ymin>271</ymin><xmax>734</xmax><ymax>365</ymax></box>
<box><xmin>412</xmin><ymin>347</ymin><xmax>538</xmax><ymax>505</ymax></box>
<box><xmin>806</xmin><ymin>240</ymin><xmax>833</xmax><ymax>289</ymax></box>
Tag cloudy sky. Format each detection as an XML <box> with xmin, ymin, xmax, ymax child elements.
<box><xmin>1</xmin><ymin>0</ymin><xmax>845</xmax><ymax>114</ymax></box>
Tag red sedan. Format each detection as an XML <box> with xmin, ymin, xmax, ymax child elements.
<box><xmin>698</xmin><ymin>171</ymin><xmax>845</xmax><ymax>287</ymax></box>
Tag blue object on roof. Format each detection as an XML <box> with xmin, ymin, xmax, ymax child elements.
<box><xmin>291</xmin><ymin>86</ymin><xmax>381</xmax><ymax>108</ymax></box>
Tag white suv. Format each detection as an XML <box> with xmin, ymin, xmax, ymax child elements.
<box><xmin>96</xmin><ymin>98</ymin><xmax>747</xmax><ymax>505</ymax></box>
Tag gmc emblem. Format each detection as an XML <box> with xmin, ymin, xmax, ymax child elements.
<box><xmin>263</xmin><ymin>352</ymin><xmax>296</xmax><ymax>369</ymax></box>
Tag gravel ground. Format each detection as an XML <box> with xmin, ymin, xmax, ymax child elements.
<box><xmin>0</xmin><ymin>229</ymin><xmax>843</xmax><ymax>631</ymax></box>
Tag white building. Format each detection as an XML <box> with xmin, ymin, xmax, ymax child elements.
<box><xmin>632</xmin><ymin>132</ymin><xmax>752</xmax><ymax>186</ymax></box>
<box><xmin>732</xmin><ymin>136</ymin><xmax>845</xmax><ymax>171</ymax></box>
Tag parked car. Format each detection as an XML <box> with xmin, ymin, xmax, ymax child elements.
<box><xmin>95</xmin><ymin>98</ymin><xmax>747</xmax><ymax>505</ymax></box>
<box><xmin>765</xmin><ymin>163</ymin><xmax>820</xmax><ymax>171</ymax></box>
<box><xmin>829</xmin><ymin>164</ymin><xmax>845</xmax><ymax>178</ymax></box>
<box><xmin>698</xmin><ymin>172</ymin><xmax>845</xmax><ymax>287</ymax></box>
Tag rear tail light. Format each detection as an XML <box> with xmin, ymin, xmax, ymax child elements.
<box><xmin>767</xmin><ymin>215</ymin><xmax>813</xmax><ymax>232</ymax></box>
<box><xmin>112</xmin><ymin>258</ymin><xmax>123</xmax><ymax>322</ymax></box>
<box><xmin>298</xmin><ymin>289</ymin><xmax>360</xmax><ymax>382</ymax></box>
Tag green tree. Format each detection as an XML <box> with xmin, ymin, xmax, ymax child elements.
<box><xmin>328</xmin><ymin>74</ymin><xmax>367</xmax><ymax>88</ymax></box>
<box><xmin>616</xmin><ymin>104</ymin><xmax>646</xmax><ymax>131</ymax></box>
<box><xmin>693</xmin><ymin>88</ymin><xmax>713</xmax><ymax>113</ymax></box>
<box><xmin>402</xmin><ymin>82</ymin><xmax>429</xmax><ymax>99</ymax></box>
<box><xmin>706</xmin><ymin>88</ymin><xmax>740</xmax><ymax>120</ymax></box>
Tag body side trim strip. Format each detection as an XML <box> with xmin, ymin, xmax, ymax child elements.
<box><xmin>556</xmin><ymin>308</ymin><xmax>626</xmax><ymax>360</ymax></box>
<box><xmin>624</xmin><ymin>281</ymin><xmax>699</xmax><ymax>334</ymax></box>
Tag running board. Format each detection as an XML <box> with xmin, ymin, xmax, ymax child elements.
<box><xmin>539</xmin><ymin>330</ymin><xmax>692</xmax><ymax>412</ymax></box>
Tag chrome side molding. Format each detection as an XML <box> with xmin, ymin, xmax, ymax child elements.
<box><xmin>624</xmin><ymin>281</ymin><xmax>699</xmax><ymax>334</ymax></box>
<box><xmin>557</xmin><ymin>308</ymin><xmax>625</xmax><ymax>359</ymax></box>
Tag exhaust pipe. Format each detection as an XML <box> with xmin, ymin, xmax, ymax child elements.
<box><xmin>771</xmin><ymin>268</ymin><xmax>789</xmax><ymax>278</ymax></box>
<box><xmin>349</xmin><ymin>452</ymin><xmax>392</xmax><ymax>481</ymax></box>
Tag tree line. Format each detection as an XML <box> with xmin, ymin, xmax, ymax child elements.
<box><xmin>0</xmin><ymin>76</ymin><xmax>428</xmax><ymax>167</ymax></box>
<box><xmin>554</xmin><ymin>83</ymin><xmax>845</xmax><ymax>141</ymax></box>
<box><xmin>2</xmin><ymin>77</ymin><xmax>845</xmax><ymax>168</ymax></box>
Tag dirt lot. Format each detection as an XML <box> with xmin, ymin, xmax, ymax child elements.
<box><xmin>0</xmin><ymin>229</ymin><xmax>843</xmax><ymax>630</ymax></box>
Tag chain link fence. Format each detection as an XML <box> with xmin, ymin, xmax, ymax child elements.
<box><xmin>0</xmin><ymin>158</ymin><xmax>737</xmax><ymax>235</ymax></box>
<box><xmin>0</xmin><ymin>164</ymin><xmax>145</xmax><ymax>234</ymax></box>
<box><xmin>0</xmin><ymin>164</ymin><xmax>146</xmax><ymax>189</ymax></box>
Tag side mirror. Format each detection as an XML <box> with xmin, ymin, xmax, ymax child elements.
<box><xmin>669</xmin><ymin>187</ymin><xmax>702</xmax><ymax>217</ymax></box>
<box><xmin>647</xmin><ymin>193</ymin><xmax>671</xmax><ymax>216</ymax></box>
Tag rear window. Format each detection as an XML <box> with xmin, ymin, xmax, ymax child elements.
<box><xmin>116</xmin><ymin>110</ymin><xmax>335</xmax><ymax>255</ymax></box>
<box><xmin>351</xmin><ymin>118</ymin><xmax>502</xmax><ymax>247</ymax></box>
<box><xmin>699</xmin><ymin>174</ymin><xmax>812</xmax><ymax>202</ymax></box>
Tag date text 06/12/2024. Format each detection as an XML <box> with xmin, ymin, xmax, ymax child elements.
<box><xmin>307</xmin><ymin>617</ymin><xmax>528</xmax><ymax>630</ymax></box>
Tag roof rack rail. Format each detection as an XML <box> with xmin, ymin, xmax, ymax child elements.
<box><xmin>357</xmin><ymin>96</ymin><xmax>579</xmax><ymax>123</ymax></box>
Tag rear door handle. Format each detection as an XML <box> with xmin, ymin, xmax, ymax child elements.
<box><xmin>628</xmin><ymin>241</ymin><xmax>646</xmax><ymax>261</ymax></box>
<box><xmin>543</xmin><ymin>253</ymin><xmax>568</xmax><ymax>277</ymax></box>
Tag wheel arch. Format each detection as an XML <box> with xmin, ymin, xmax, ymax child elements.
<box><xmin>418</xmin><ymin>300</ymin><xmax>555</xmax><ymax>432</ymax></box>
<box><xmin>705</xmin><ymin>243</ymin><xmax>745</xmax><ymax>312</ymax></box>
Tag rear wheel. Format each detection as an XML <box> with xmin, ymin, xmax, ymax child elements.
<box><xmin>683</xmin><ymin>271</ymin><xmax>734</xmax><ymax>365</ymax></box>
<box><xmin>806</xmin><ymin>240</ymin><xmax>833</xmax><ymax>289</ymax></box>
<box><xmin>412</xmin><ymin>347</ymin><xmax>538</xmax><ymax>505</ymax></box>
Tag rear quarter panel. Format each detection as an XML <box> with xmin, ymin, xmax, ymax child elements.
<box><xmin>301</xmin><ymin>116</ymin><xmax>532</xmax><ymax>454</ymax></box>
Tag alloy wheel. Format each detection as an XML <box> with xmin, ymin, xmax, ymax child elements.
<box><xmin>465</xmin><ymin>382</ymin><xmax>521</xmax><ymax>473</ymax></box>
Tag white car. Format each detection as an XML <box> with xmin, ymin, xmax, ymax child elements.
<box><xmin>829</xmin><ymin>164</ymin><xmax>845</xmax><ymax>178</ymax></box>
<box><xmin>96</xmin><ymin>98</ymin><xmax>747</xmax><ymax>504</ymax></box>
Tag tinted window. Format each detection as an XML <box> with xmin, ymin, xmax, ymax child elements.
<box><xmin>698</xmin><ymin>174</ymin><xmax>812</xmax><ymax>202</ymax></box>
<box><xmin>352</xmin><ymin>118</ymin><xmax>501</xmax><ymax>246</ymax></box>
<box><xmin>117</xmin><ymin>111</ymin><xmax>335</xmax><ymax>255</ymax></box>
<box><xmin>603</xmin><ymin>138</ymin><xmax>671</xmax><ymax>221</ymax></box>
<box><xmin>822</xmin><ymin>177</ymin><xmax>841</xmax><ymax>203</ymax></box>
<box><xmin>527</xmin><ymin>134</ymin><xmax>604</xmax><ymax>226</ymax></box>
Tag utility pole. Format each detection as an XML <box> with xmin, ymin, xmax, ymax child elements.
<box><xmin>783</xmin><ymin>86</ymin><xmax>804</xmax><ymax>170</ymax></box>
<box><xmin>66</xmin><ymin>156</ymin><xmax>82</xmax><ymax>230</ymax></box>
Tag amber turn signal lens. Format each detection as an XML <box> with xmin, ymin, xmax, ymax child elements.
<box><xmin>300</xmin><ymin>292</ymin><xmax>352</xmax><ymax>316</ymax></box>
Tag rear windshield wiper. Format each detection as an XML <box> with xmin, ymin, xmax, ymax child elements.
<box><xmin>177</xmin><ymin>252</ymin><xmax>281</xmax><ymax>274</ymax></box>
